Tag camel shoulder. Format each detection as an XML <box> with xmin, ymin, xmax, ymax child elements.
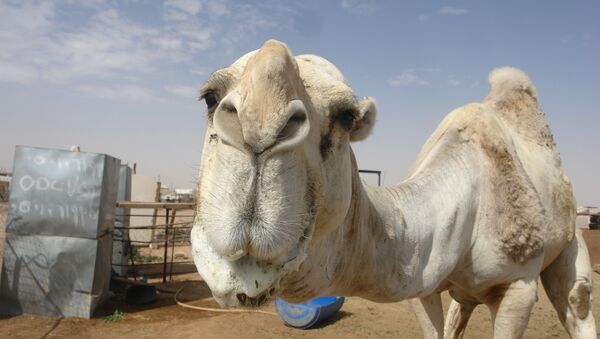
<box><xmin>411</xmin><ymin>102</ymin><xmax>548</xmax><ymax>263</ymax></box>
<box><xmin>459</xmin><ymin>108</ymin><xmax>549</xmax><ymax>263</ymax></box>
<box><xmin>407</xmin><ymin>103</ymin><xmax>494</xmax><ymax>176</ymax></box>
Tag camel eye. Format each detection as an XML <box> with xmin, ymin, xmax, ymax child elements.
<box><xmin>204</xmin><ymin>92</ymin><xmax>219</xmax><ymax>110</ymax></box>
<box><xmin>335</xmin><ymin>109</ymin><xmax>356</xmax><ymax>131</ymax></box>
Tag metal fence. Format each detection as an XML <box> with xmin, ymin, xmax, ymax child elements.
<box><xmin>113</xmin><ymin>202</ymin><xmax>197</xmax><ymax>283</ymax></box>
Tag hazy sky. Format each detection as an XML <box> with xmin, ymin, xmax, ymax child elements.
<box><xmin>1</xmin><ymin>0</ymin><xmax>598</xmax><ymax>206</ymax></box>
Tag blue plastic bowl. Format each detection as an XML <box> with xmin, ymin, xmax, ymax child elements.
<box><xmin>275</xmin><ymin>296</ymin><xmax>345</xmax><ymax>329</ymax></box>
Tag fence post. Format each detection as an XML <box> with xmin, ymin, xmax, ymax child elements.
<box><xmin>162</xmin><ymin>208</ymin><xmax>170</xmax><ymax>283</ymax></box>
<box><xmin>169</xmin><ymin>210</ymin><xmax>177</xmax><ymax>281</ymax></box>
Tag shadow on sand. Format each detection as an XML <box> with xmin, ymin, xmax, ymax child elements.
<box><xmin>94</xmin><ymin>278</ymin><xmax>214</xmax><ymax>318</ymax></box>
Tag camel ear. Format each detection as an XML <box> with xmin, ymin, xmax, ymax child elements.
<box><xmin>350</xmin><ymin>97</ymin><xmax>377</xmax><ymax>142</ymax></box>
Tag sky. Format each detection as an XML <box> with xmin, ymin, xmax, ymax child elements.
<box><xmin>0</xmin><ymin>0</ymin><xmax>599</xmax><ymax>206</ymax></box>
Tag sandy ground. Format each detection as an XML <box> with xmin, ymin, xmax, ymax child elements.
<box><xmin>1</xmin><ymin>202</ymin><xmax>600</xmax><ymax>338</ymax></box>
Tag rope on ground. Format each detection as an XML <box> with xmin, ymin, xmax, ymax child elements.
<box><xmin>174</xmin><ymin>286</ymin><xmax>278</xmax><ymax>316</ymax></box>
<box><xmin>41</xmin><ymin>318</ymin><xmax>62</xmax><ymax>338</ymax></box>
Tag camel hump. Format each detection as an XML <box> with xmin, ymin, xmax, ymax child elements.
<box><xmin>484</xmin><ymin>67</ymin><xmax>555</xmax><ymax>147</ymax></box>
<box><xmin>487</xmin><ymin>67</ymin><xmax>537</xmax><ymax>101</ymax></box>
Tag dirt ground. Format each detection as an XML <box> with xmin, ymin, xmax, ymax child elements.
<box><xmin>1</xmin><ymin>202</ymin><xmax>600</xmax><ymax>338</ymax></box>
<box><xmin>1</xmin><ymin>273</ymin><xmax>599</xmax><ymax>339</ymax></box>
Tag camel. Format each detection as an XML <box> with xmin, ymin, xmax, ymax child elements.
<box><xmin>190</xmin><ymin>40</ymin><xmax>596</xmax><ymax>338</ymax></box>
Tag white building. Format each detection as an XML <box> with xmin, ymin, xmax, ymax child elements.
<box><xmin>577</xmin><ymin>206</ymin><xmax>599</xmax><ymax>229</ymax></box>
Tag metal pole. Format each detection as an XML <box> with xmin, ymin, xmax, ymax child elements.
<box><xmin>358</xmin><ymin>169</ymin><xmax>382</xmax><ymax>187</ymax></box>
<box><xmin>169</xmin><ymin>210</ymin><xmax>177</xmax><ymax>281</ymax></box>
<box><xmin>162</xmin><ymin>208</ymin><xmax>170</xmax><ymax>283</ymax></box>
<box><xmin>128</xmin><ymin>239</ymin><xmax>136</xmax><ymax>279</ymax></box>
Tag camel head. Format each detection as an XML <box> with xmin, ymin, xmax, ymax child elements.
<box><xmin>192</xmin><ymin>40</ymin><xmax>377</xmax><ymax>307</ymax></box>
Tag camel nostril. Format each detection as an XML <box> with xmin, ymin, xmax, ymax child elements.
<box><xmin>289</xmin><ymin>110</ymin><xmax>306</xmax><ymax>123</ymax></box>
<box><xmin>275</xmin><ymin>100</ymin><xmax>310</xmax><ymax>149</ymax></box>
<box><xmin>220</xmin><ymin>101</ymin><xmax>237</xmax><ymax>115</ymax></box>
<box><xmin>277</xmin><ymin>111</ymin><xmax>306</xmax><ymax>141</ymax></box>
<box><xmin>212</xmin><ymin>92</ymin><xmax>247</xmax><ymax>153</ymax></box>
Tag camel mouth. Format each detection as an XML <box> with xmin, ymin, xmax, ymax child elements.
<box><xmin>236</xmin><ymin>287</ymin><xmax>276</xmax><ymax>307</ymax></box>
<box><xmin>191</xmin><ymin>219</ymin><xmax>315</xmax><ymax>308</ymax></box>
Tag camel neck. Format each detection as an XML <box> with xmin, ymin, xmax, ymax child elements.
<box><xmin>279</xmin><ymin>146</ymin><xmax>477</xmax><ymax>302</ymax></box>
<box><xmin>282</xmin><ymin>146</ymin><xmax>478</xmax><ymax>302</ymax></box>
<box><xmin>327</xmin><ymin>173</ymin><xmax>433</xmax><ymax>301</ymax></box>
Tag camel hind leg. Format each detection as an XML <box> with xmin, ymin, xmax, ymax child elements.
<box><xmin>541</xmin><ymin>230</ymin><xmax>597</xmax><ymax>338</ymax></box>
<box><xmin>444</xmin><ymin>299</ymin><xmax>477</xmax><ymax>339</ymax></box>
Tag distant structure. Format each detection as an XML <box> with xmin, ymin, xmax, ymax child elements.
<box><xmin>174</xmin><ymin>188</ymin><xmax>195</xmax><ymax>202</ymax></box>
<box><xmin>129</xmin><ymin>174</ymin><xmax>161</xmax><ymax>244</ymax></box>
<box><xmin>160</xmin><ymin>185</ymin><xmax>195</xmax><ymax>202</ymax></box>
<box><xmin>0</xmin><ymin>172</ymin><xmax>11</xmax><ymax>202</ymax></box>
<box><xmin>577</xmin><ymin>206</ymin><xmax>599</xmax><ymax>229</ymax></box>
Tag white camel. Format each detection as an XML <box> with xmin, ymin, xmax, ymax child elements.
<box><xmin>191</xmin><ymin>40</ymin><xmax>596</xmax><ymax>338</ymax></box>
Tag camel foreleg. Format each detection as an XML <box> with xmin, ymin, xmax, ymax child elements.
<box><xmin>484</xmin><ymin>278</ymin><xmax>538</xmax><ymax>339</ymax></box>
<box><xmin>410</xmin><ymin>294</ymin><xmax>445</xmax><ymax>339</ymax></box>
